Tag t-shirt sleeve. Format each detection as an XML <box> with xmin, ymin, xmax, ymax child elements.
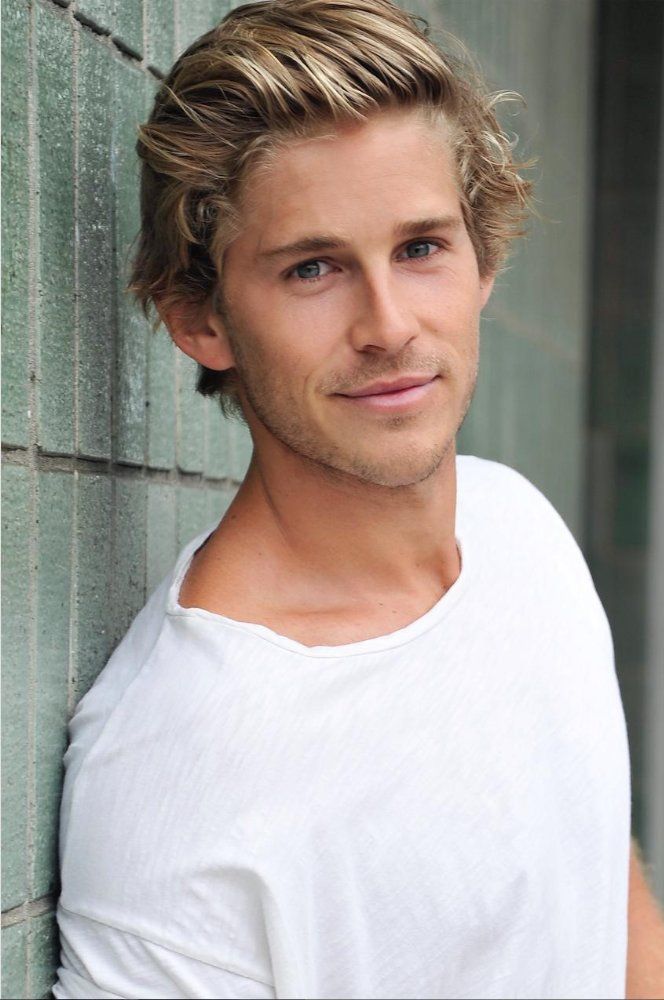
<box><xmin>498</xmin><ymin>461</ymin><xmax>610</xmax><ymax>618</ymax></box>
<box><xmin>52</xmin><ymin>907</ymin><xmax>275</xmax><ymax>1000</ymax></box>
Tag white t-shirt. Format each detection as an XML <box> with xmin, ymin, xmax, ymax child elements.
<box><xmin>53</xmin><ymin>455</ymin><xmax>631</xmax><ymax>1000</ymax></box>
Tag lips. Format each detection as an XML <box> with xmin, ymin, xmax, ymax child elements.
<box><xmin>340</xmin><ymin>375</ymin><xmax>437</xmax><ymax>398</ymax></box>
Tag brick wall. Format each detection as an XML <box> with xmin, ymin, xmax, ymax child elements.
<box><xmin>1</xmin><ymin>1</ymin><xmax>594</xmax><ymax>996</ymax></box>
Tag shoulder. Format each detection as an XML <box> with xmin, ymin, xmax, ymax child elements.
<box><xmin>68</xmin><ymin>520</ymin><xmax>218</xmax><ymax>745</ymax></box>
<box><xmin>457</xmin><ymin>453</ymin><xmax>556</xmax><ymax>509</ymax></box>
<box><xmin>61</xmin><ymin>565</ymin><xmax>183</xmax><ymax>812</ymax></box>
<box><xmin>457</xmin><ymin>454</ymin><xmax>577</xmax><ymax>540</ymax></box>
<box><xmin>456</xmin><ymin>453</ymin><xmax>605</xmax><ymax>617</ymax></box>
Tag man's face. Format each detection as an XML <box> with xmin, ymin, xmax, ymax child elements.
<box><xmin>220</xmin><ymin>108</ymin><xmax>494</xmax><ymax>488</ymax></box>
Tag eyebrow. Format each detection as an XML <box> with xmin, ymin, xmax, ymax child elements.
<box><xmin>257</xmin><ymin>215</ymin><xmax>464</xmax><ymax>262</ymax></box>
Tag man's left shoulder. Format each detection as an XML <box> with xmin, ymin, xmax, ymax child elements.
<box><xmin>457</xmin><ymin>453</ymin><xmax>601</xmax><ymax>598</ymax></box>
<box><xmin>457</xmin><ymin>454</ymin><xmax>577</xmax><ymax>535</ymax></box>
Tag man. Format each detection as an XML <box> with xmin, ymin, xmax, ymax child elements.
<box><xmin>54</xmin><ymin>1</ymin><xmax>664</xmax><ymax>997</ymax></box>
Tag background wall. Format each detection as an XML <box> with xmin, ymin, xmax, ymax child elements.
<box><xmin>586</xmin><ymin>0</ymin><xmax>664</xmax><ymax>895</ymax></box>
<box><xmin>1</xmin><ymin>1</ymin><xmax>658</xmax><ymax>997</ymax></box>
<box><xmin>421</xmin><ymin>0</ymin><xmax>595</xmax><ymax>539</ymax></box>
<box><xmin>2</xmin><ymin>3</ymin><xmax>254</xmax><ymax>995</ymax></box>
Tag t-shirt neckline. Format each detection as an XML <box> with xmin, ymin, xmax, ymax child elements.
<box><xmin>166</xmin><ymin>521</ymin><xmax>472</xmax><ymax>659</ymax></box>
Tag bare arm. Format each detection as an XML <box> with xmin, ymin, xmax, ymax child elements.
<box><xmin>627</xmin><ymin>838</ymin><xmax>664</xmax><ymax>999</ymax></box>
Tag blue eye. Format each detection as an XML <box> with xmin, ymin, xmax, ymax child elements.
<box><xmin>293</xmin><ymin>260</ymin><xmax>330</xmax><ymax>281</ymax></box>
<box><xmin>404</xmin><ymin>240</ymin><xmax>437</xmax><ymax>259</ymax></box>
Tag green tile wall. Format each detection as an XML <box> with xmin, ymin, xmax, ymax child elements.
<box><xmin>146</xmin><ymin>0</ymin><xmax>175</xmax><ymax>72</ymax></box>
<box><xmin>2</xmin><ymin>921</ymin><xmax>27</xmax><ymax>1000</ymax></box>
<box><xmin>113</xmin><ymin>59</ymin><xmax>149</xmax><ymax>466</ymax></box>
<box><xmin>28</xmin><ymin>912</ymin><xmax>60</xmax><ymax>1000</ymax></box>
<box><xmin>77</xmin><ymin>29</ymin><xmax>115</xmax><ymax>460</ymax></box>
<box><xmin>1</xmin><ymin>3</ymin><xmax>246</xmax><ymax>994</ymax></box>
<box><xmin>2</xmin><ymin>1</ymin><xmax>31</xmax><ymax>447</ymax></box>
<box><xmin>1</xmin><ymin>1</ymin><xmax>594</xmax><ymax>995</ymax></box>
<box><xmin>2</xmin><ymin>465</ymin><xmax>31</xmax><ymax>913</ymax></box>
<box><xmin>36</xmin><ymin>5</ymin><xmax>75</xmax><ymax>456</ymax></box>
<box><xmin>34</xmin><ymin>473</ymin><xmax>73</xmax><ymax>901</ymax></box>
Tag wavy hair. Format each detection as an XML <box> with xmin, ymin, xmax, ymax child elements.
<box><xmin>130</xmin><ymin>0</ymin><xmax>535</xmax><ymax>418</ymax></box>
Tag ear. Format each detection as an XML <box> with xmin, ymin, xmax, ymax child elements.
<box><xmin>479</xmin><ymin>272</ymin><xmax>496</xmax><ymax>310</ymax></box>
<box><xmin>157</xmin><ymin>298</ymin><xmax>236</xmax><ymax>372</ymax></box>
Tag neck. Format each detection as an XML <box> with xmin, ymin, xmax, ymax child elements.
<box><xmin>217</xmin><ymin>436</ymin><xmax>461</xmax><ymax>605</ymax></box>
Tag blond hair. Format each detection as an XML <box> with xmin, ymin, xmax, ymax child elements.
<box><xmin>131</xmin><ymin>0</ymin><xmax>534</xmax><ymax>418</ymax></box>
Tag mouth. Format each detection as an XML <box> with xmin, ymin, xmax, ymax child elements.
<box><xmin>339</xmin><ymin>374</ymin><xmax>438</xmax><ymax>398</ymax></box>
<box><xmin>335</xmin><ymin>375</ymin><xmax>440</xmax><ymax>411</ymax></box>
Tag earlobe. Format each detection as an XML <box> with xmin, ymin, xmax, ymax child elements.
<box><xmin>157</xmin><ymin>299</ymin><xmax>236</xmax><ymax>372</ymax></box>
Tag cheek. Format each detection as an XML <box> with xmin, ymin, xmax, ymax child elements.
<box><xmin>275</xmin><ymin>301</ymin><xmax>346</xmax><ymax>376</ymax></box>
<box><xmin>418</xmin><ymin>261</ymin><xmax>482</xmax><ymax>313</ymax></box>
<box><xmin>237</xmin><ymin>321</ymin><xmax>325</xmax><ymax>396</ymax></box>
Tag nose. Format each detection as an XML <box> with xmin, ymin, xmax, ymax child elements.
<box><xmin>348</xmin><ymin>271</ymin><xmax>417</xmax><ymax>355</ymax></box>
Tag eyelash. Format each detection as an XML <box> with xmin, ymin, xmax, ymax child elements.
<box><xmin>286</xmin><ymin>239</ymin><xmax>447</xmax><ymax>285</ymax></box>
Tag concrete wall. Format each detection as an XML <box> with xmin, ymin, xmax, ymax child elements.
<box><xmin>1</xmin><ymin>1</ymin><xmax>594</xmax><ymax>995</ymax></box>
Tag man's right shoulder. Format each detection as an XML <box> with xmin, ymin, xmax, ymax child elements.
<box><xmin>66</xmin><ymin>570</ymin><xmax>174</xmax><ymax>760</ymax></box>
<box><xmin>70</xmin><ymin>521</ymin><xmax>219</xmax><ymax>733</ymax></box>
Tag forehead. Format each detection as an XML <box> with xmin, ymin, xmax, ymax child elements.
<box><xmin>235</xmin><ymin>109</ymin><xmax>462</xmax><ymax>249</ymax></box>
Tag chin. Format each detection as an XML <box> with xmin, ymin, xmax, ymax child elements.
<box><xmin>325</xmin><ymin>439</ymin><xmax>455</xmax><ymax>489</ymax></box>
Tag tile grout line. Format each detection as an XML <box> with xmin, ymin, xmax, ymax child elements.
<box><xmin>2</xmin><ymin>896</ymin><xmax>56</xmax><ymax>929</ymax></box>
<box><xmin>68</xmin><ymin>4</ymin><xmax>81</xmax><ymax>719</ymax></box>
<box><xmin>0</xmin><ymin>446</ymin><xmax>244</xmax><ymax>488</ymax></box>
<box><xmin>44</xmin><ymin>0</ymin><xmax>164</xmax><ymax>80</ymax></box>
